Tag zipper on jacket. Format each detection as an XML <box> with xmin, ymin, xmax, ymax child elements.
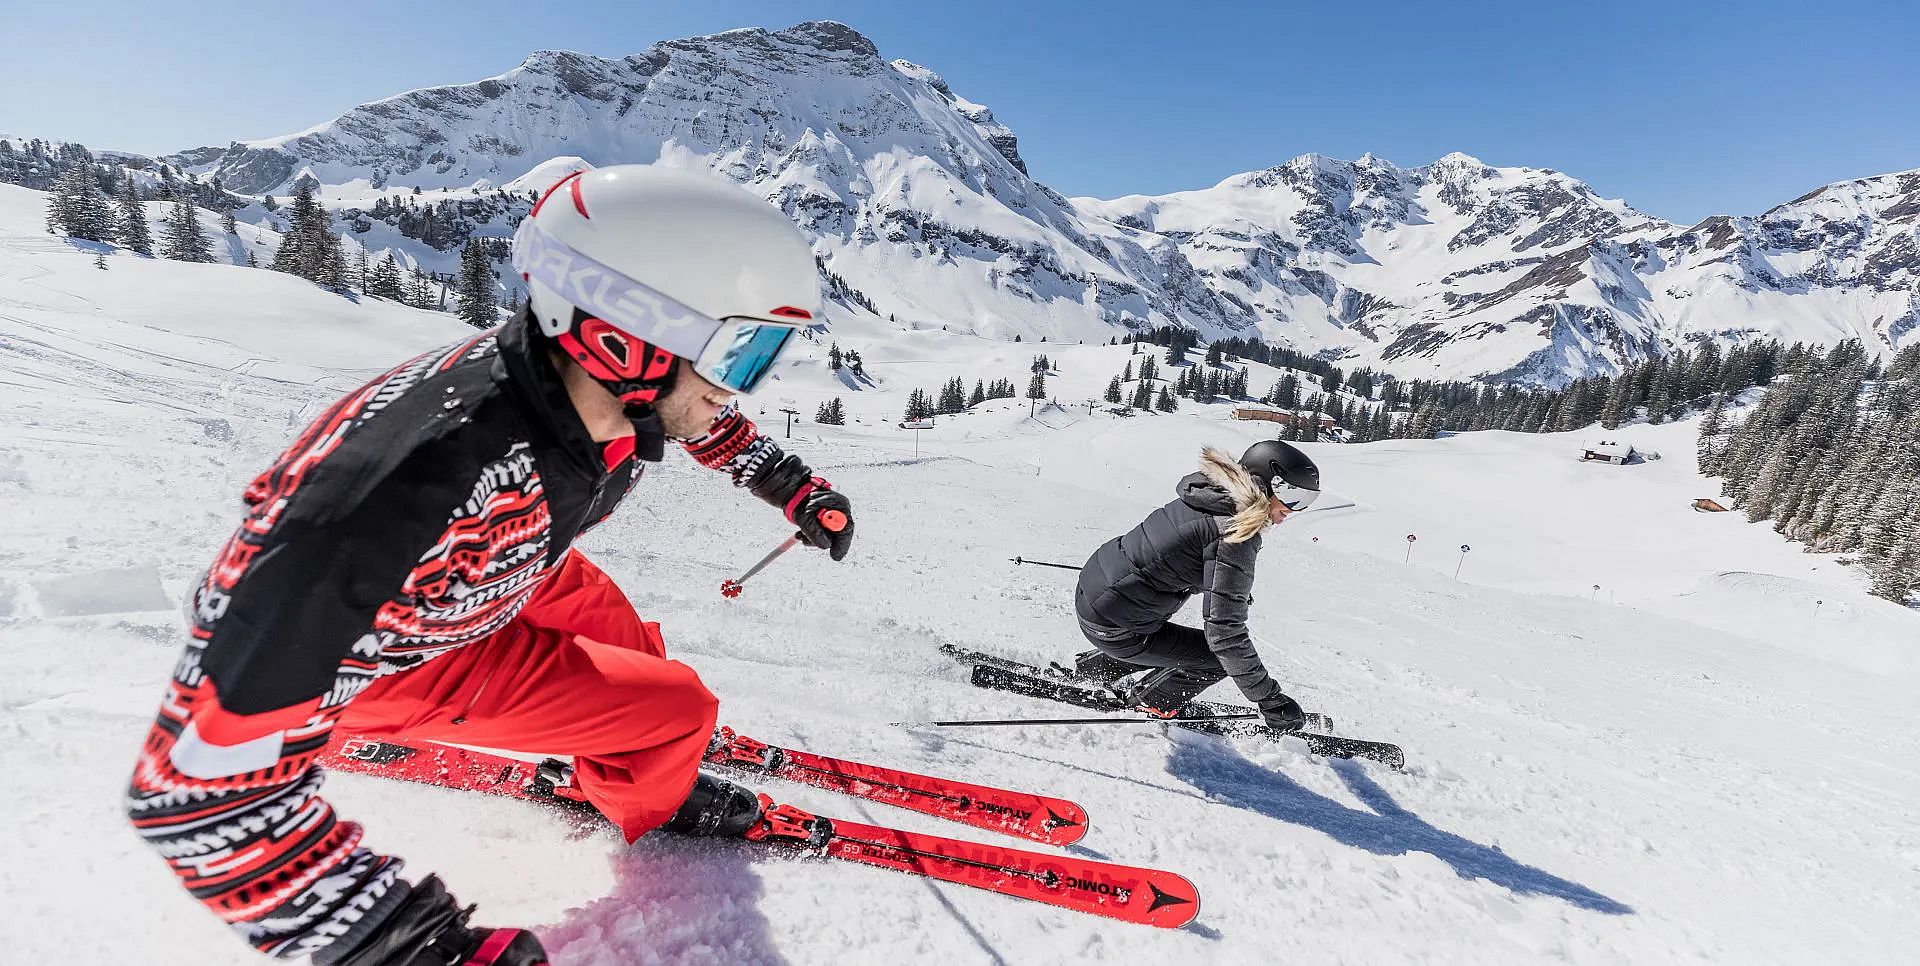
<box><xmin>450</xmin><ymin>660</ymin><xmax>502</xmax><ymax>725</ymax></box>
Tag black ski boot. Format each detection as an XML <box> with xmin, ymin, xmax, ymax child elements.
<box><xmin>1124</xmin><ymin>667</ymin><xmax>1224</xmax><ymax>716</ymax></box>
<box><xmin>660</xmin><ymin>772</ymin><xmax>764</xmax><ymax>838</ymax></box>
<box><xmin>1069</xmin><ymin>649</ymin><xmax>1145</xmax><ymax>682</ymax></box>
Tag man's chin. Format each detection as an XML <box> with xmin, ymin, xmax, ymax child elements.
<box><xmin>655</xmin><ymin>408</ymin><xmax>711</xmax><ymax>439</ymax></box>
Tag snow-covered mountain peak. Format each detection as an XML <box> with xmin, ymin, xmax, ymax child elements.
<box><xmin>1429</xmin><ymin>150</ymin><xmax>1491</xmax><ymax>170</ymax></box>
<box><xmin>134</xmin><ymin>19</ymin><xmax>1916</xmax><ymax>385</ymax></box>
<box><xmin>888</xmin><ymin>59</ymin><xmax>949</xmax><ymax>94</ymax></box>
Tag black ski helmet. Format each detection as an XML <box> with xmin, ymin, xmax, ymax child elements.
<box><xmin>1240</xmin><ymin>440</ymin><xmax>1321</xmax><ymax>510</ymax></box>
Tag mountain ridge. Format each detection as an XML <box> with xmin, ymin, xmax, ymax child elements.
<box><xmin>110</xmin><ymin>20</ymin><xmax>1914</xmax><ymax>384</ymax></box>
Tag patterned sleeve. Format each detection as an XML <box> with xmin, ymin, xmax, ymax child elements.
<box><xmin>125</xmin><ymin>393</ymin><xmax>469</xmax><ymax>959</ymax></box>
<box><xmin>680</xmin><ymin>404</ymin><xmax>782</xmax><ymax>486</ymax></box>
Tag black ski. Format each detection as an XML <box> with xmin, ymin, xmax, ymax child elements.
<box><xmin>939</xmin><ymin>643</ymin><xmax>1335</xmax><ymax>733</ymax></box>
<box><xmin>946</xmin><ymin>648</ymin><xmax>1404</xmax><ymax>769</ymax></box>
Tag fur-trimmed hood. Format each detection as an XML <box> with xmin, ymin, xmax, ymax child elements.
<box><xmin>1176</xmin><ymin>447</ymin><xmax>1272</xmax><ymax>544</ymax></box>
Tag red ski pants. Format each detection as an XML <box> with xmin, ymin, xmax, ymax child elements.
<box><xmin>338</xmin><ymin>551</ymin><xmax>718</xmax><ymax>841</ymax></box>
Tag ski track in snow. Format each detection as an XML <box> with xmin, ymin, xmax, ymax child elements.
<box><xmin>2</xmin><ymin>185</ymin><xmax>1918</xmax><ymax>965</ymax></box>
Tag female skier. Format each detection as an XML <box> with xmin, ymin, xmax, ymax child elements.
<box><xmin>1071</xmin><ymin>440</ymin><xmax>1320</xmax><ymax>730</ymax></box>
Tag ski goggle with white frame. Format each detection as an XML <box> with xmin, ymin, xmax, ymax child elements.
<box><xmin>512</xmin><ymin>220</ymin><xmax>808</xmax><ymax>395</ymax></box>
<box><xmin>1271</xmin><ymin>480</ymin><xmax>1320</xmax><ymax>512</ymax></box>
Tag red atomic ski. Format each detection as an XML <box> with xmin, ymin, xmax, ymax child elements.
<box><xmin>702</xmin><ymin>727</ymin><xmax>1089</xmax><ymax>845</ymax></box>
<box><xmin>322</xmin><ymin>732</ymin><xmax>1088</xmax><ymax>844</ymax></box>
<box><xmin>318</xmin><ymin>736</ymin><xmax>1197</xmax><ymax>929</ymax></box>
<box><xmin>321</xmin><ymin>737</ymin><xmax>592</xmax><ymax>807</ymax></box>
<box><xmin>744</xmin><ymin>800</ymin><xmax>1199</xmax><ymax>929</ymax></box>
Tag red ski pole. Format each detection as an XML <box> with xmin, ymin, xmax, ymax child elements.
<box><xmin>720</xmin><ymin>510</ymin><xmax>848</xmax><ymax>598</ymax></box>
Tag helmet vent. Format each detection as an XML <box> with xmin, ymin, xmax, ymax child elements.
<box><xmin>569</xmin><ymin>176</ymin><xmax>591</xmax><ymax>218</ymax></box>
<box><xmin>530</xmin><ymin>171</ymin><xmax>586</xmax><ymax>219</ymax></box>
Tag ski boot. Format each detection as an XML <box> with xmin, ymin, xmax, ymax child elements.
<box><xmin>660</xmin><ymin>772</ymin><xmax>767</xmax><ymax>838</ymax></box>
<box><xmin>1120</xmin><ymin>667</ymin><xmax>1218</xmax><ymax>718</ymax></box>
<box><xmin>1048</xmin><ymin>649</ymin><xmax>1151</xmax><ymax>704</ymax></box>
<box><xmin>1071</xmin><ymin>649</ymin><xmax>1147</xmax><ymax>682</ymax></box>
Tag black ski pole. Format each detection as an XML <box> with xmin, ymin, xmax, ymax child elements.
<box><xmin>913</xmin><ymin>712</ymin><xmax>1261</xmax><ymax>728</ymax></box>
<box><xmin>1009</xmin><ymin>556</ymin><xmax>1082</xmax><ymax>571</ymax></box>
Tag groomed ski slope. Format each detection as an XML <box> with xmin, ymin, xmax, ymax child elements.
<box><xmin>2</xmin><ymin>185</ymin><xmax>1916</xmax><ymax>965</ymax></box>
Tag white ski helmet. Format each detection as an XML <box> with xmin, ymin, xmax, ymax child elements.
<box><xmin>512</xmin><ymin>165</ymin><xmax>819</xmax><ymax>408</ymax></box>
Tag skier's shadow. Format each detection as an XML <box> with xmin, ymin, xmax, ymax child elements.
<box><xmin>1166</xmin><ymin>740</ymin><xmax>1633</xmax><ymax>916</ymax></box>
<box><xmin>541</xmin><ymin>838</ymin><xmax>791</xmax><ymax>965</ymax></box>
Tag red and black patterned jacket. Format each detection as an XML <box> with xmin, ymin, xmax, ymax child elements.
<box><xmin>125</xmin><ymin>311</ymin><xmax>789</xmax><ymax>959</ymax></box>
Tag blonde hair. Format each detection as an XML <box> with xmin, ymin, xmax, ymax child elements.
<box><xmin>1198</xmin><ymin>446</ymin><xmax>1272</xmax><ymax>544</ymax></box>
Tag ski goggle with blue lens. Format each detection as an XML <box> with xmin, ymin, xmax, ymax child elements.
<box><xmin>512</xmin><ymin>220</ymin><xmax>809</xmax><ymax>395</ymax></box>
<box><xmin>698</xmin><ymin>321</ymin><xmax>796</xmax><ymax>395</ymax></box>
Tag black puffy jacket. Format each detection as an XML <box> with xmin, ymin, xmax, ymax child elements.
<box><xmin>1075</xmin><ymin>471</ymin><xmax>1281</xmax><ymax>705</ymax></box>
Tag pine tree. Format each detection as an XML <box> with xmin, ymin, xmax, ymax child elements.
<box><xmin>1122</xmin><ymin>359</ymin><xmax>1133</xmax><ymax>382</ymax></box>
<box><xmin>903</xmin><ymin>389</ymin><xmax>935</xmax><ymax>421</ymax></box>
<box><xmin>49</xmin><ymin>164</ymin><xmax>115</xmax><ymax>241</ymax></box>
<box><xmin>160</xmin><ymin>199</ymin><xmax>216</xmax><ymax>262</ymax></box>
<box><xmin>1105</xmin><ymin>376</ymin><xmax>1123</xmax><ymax>404</ymax></box>
<box><xmin>1696</xmin><ymin>394</ymin><xmax>1729</xmax><ymax>471</ymax></box>
<box><xmin>93</xmin><ymin>252</ymin><xmax>108</xmax><ymax>270</ymax></box>
<box><xmin>1026</xmin><ymin>371</ymin><xmax>1047</xmax><ymax>400</ymax></box>
<box><xmin>970</xmin><ymin>380</ymin><xmax>986</xmax><ymax>407</ymax></box>
<box><xmin>246</xmin><ymin>249</ymin><xmax>258</xmax><ymax>268</ymax></box>
<box><xmin>270</xmin><ymin>184</ymin><xmax>348</xmax><ymax>289</ymax></box>
<box><xmin>1156</xmin><ymin>386</ymin><xmax>1177</xmax><ymax>412</ymax></box>
<box><xmin>351</xmin><ymin>247</ymin><xmax>371</xmax><ymax>293</ymax></box>
<box><xmin>1870</xmin><ymin>529</ymin><xmax>1918</xmax><ymax>603</ymax></box>
<box><xmin>1600</xmin><ymin>374</ymin><xmax>1630</xmax><ymax>429</ymax></box>
<box><xmin>1863</xmin><ymin>480</ymin><xmax>1920</xmax><ymax>600</ymax></box>
<box><xmin>115</xmin><ymin>177</ymin><xmax>152</xmax><ymax>256</ymax></box>
<box><xmin>1647</xmin><ymin>377</ymin><xmax>1672</xmax><ymax>425</ymax></box>
<box><xmin>409</xmin><ymin>266</ymin><xmax>434</xmax><ymax>309</ymax></box>
<box><xmin>815</xmin><ymin>398</ymin><xmax>846</xmax><ymax>425</ymax></box>
<box><xmin>314</xmin><ymin>209</ymin><xmax>348</xmax><ymax>291</ymax></box>
<box><xmin>829</xmin><ymin>343</ymin><xmax>843</xmax><ymax>371</ymax></box>
<box><xmin>938</xmin><ymin>377</ymin><xmax>965</xmax><ymax>414</ymax></box>
<box><xmin>456</xmin><ymin>241</ymin><xmax>497</xmax><ymax>328</ymax></box>
<box><xmin>1741</xmin><ymin>434</ymin><xmax>1809</xmax><ymax>523</ymax></box>
<box><xmin>1130</xmin><ymin>380</ymin><xmax>1153</xmax><ymax>410</ymax></box>
<box><xmin>1408</xmin><ymin>403</ymin><xmax>1437</xmax><ymax>439</ymax></box>
<box><xmin>368</xmin><ymin>254</ymin><xmax>402</xmax><ymax>300</ymax></box>
<box><xmin>221</xmin><ymin>208</ymin><xmax>238</xmax><ymax>234</ymax></box>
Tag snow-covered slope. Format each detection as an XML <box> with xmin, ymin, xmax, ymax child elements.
<box><xmin>3</xmin><ymin>178</ymin><xmax>1917</xmax><ymax>965</ymax></box>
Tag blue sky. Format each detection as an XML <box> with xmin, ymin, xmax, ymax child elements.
<box><xmin>3</xmin><ymin>0</ymin><xmax>1914</xmax><ymax>222</ymax></box>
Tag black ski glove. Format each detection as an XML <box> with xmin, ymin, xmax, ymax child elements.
<box><xmin>1257</xmin><ymin>693</ymin><xmax>1306</xmax><ymax>733</ymax></box>
<box><xmin>317</xmin><ymin>875</ymin><xmax>549</xmax><ymax>966</ymax></box>
<box><xmin>749</xmin><ymin>453</ymin><xmax>855</xmax><ymax>561</ymax></box>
